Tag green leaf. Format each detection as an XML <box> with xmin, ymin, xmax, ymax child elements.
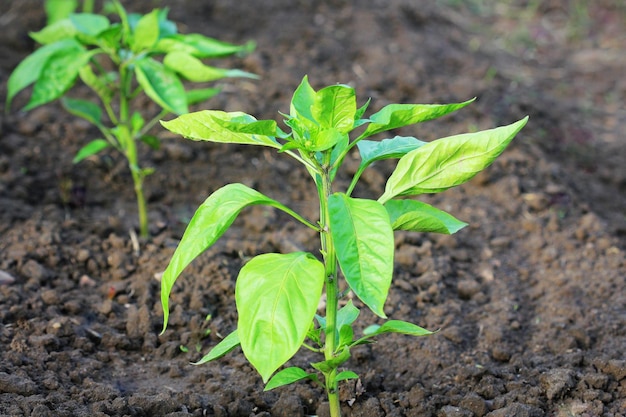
<box><xmin>379</xmin><ymin>117</ymin><xmax>529</xmax><ymax>203</ymax></box>
<box><xmin>72</xmin><ymin>139</ymin><xmax>110</xmax><ymax>163</ymax></box>
<box><xmin>140</xmin><ymin>135</ymin><xmax>160</xmax><ymax>150</ymax></box>
<box><xmin>264</xmin><ymin>367</ymin><xmax>319</xmax><ymax>391</ymax></box>
<box><xmin>78</xmin><ymin>65</ymin><xmax>115</xmax><ymax>105</ymax></box>
<box><xmin>349</xmin><ymin>136</ymin><xmax>427</xmax><ymax>194</ymax></box>
<box><xmin>384</xmin><ymin>199</ymin><xmax>467</xmax><ymax>234</ymax></box>
<box><xmin>160</xmin><ymin>184</ymin><xmax>313</xmax><ymax>331</ymax></box>
<box><xmin>312</xmin><ymin>84</ymin><xmax>356</xmax><ymax>133</ymax></box>
<box><xmin>336</xmin><ymin>370</ymin><xmax>359</xmax><ymax>382</ymax></box>
<box><xmin>236</xmin><ymin>252</ymin><xmax>325</xmax><ymax>382</ymax></box>
<box><xmin>30</xmin><ymin>18</ymin><xmax>76</xmax><ymax>44</ymax></box>
<box><xmin>163</xmin><ymin>51</ymin><xmax>258</xmax><ymax>82</ymax></box>
<box><xmin>60</xmin><ymin>97</ymin><xmax>102</xmax><ymax>125</ymax></box>
<box><xmin>337</xmin><ymin>300</ymin><xmax>360</xmax><ymax>329</ymax></box>
<box><xmin>185</xmin><ymin>87</ymin><xmax>221</xmax><ymax>105</ymax></box>
<box><xmin>131</xmin><ymin>9</ymin><xmax>160</xmax><ymax>53</ymax></box>
<box><xmin>329</xmin><ymin>193</ymin><xmax>394</xmax><ymax>318</ymax></box>
<box><xmin>338</xmin><ymin>325</ymin><xmax>354</xmax><ymax>348</ymax></box>
<box><xmin>155</xmin><ymin>33</ymin><xmax>253</xmax><ymax>58</ymax></box>
<box><xmin>290</xmin><ymin>75</ymin><xmax>316</xmax><ymax>120</ymax></box>
<box><xmin>161</xmin><ymin>110</ymin><xmax>281</xmax><ymax>149</ymax></box>
<box><xmin>362</xmin><ymin>319</ymin><xmax>434</xmax><ymax>337</ymax></box>
<box><xmin>6</xmin><ymin>39</ymin><xmax>83</xmax><ymax>110</ymax></box>
<box><xmin>135</xmin><ymin>58</ymin><xmax>188</xmax><ymax>115</ymax></box>
<box><xmin>69</xmin><ymin>13</ymin><xmax>110</xmax><ymax>37</ymax></box>
<box><xmin>45</xmin><ymin>0</ymin><xmax>78</xmax><ymax>24</ymax></box>
<box><xmin>358</xmin><ymin>99</ymin><xmax>475</xmax><ymax>140</ymax></box>
<box><xmin>24</xmin><ymin>48</ymin><xmax>97</xmax><ymax>111</ymax></box>
<box><xmin>193</xmin><ymin>330</ymin><xmax>240</xmax><ymax>365</ymax></box>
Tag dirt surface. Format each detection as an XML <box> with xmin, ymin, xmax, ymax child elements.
<box><xmin>1</xmin><ymin>1</ymin><xmax>625</xmax><ymax>416</ymax></box>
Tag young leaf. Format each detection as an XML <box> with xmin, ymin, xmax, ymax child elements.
<box><xmin>140</xmin><ymin>135</ymin><xmax>160</xmax><ymax>150</ymax></box>
<box><xmin>135</xmin><ymin>58</ymin><xmax>188</xmax><ymax>115</ymax></box>
<box><xmin>337</xmin><ymin>300</ymin><xmax>360</xmax><ymax>329</ymax></box>
<box><xmin>69</xmin><ymin>13</ymin><xmax>110</xmax><ymax>37</ymax></box>
<box><xmin>338</xmin><ymin>325</ymin><xmax>354</xmax><ymax>348</ymax></box>
<box><xmin>358</xmin><ymin>99</ymin><xmax>475</xmax><ymax>140</ymax></box>
<box><xmin>131</xmin><ymin>9</ymin><xmax>160</xmax><ymax>53</ymax></box>
<box><xmin>193</xmin><ymin>330</ymin><xmax>240</xmax><ymax>365</ymax></box>
<box><xmin>61</xmin><ymin>97</ymin><xmax>102</xmax><ymax>126</ymax></box>
<box><xmin>311</xmin><ymin>347</ymin><xmax>351</xmax><ymax>373</ymax></box>
<box><xmin>312</xmin><ymin>84</ymin><xmax>356</xmax><ymax>133</ymax></box>
<box><xmin>24</xmin><ymin>49</ymin><xmax>97</xmax><ymax>111</ymax></box>
<box><xmin>6</xmin><ymin>38</ymin><xmax>83</xmax><ymax>109</ymax></box>
<box><xmin>349</xmin><ymin>136</ymin><xmax>427</xmax><ymax>194</ymax></box>
<box><xmin>264</xmin><ymin>367</ymin><xmax>319</xmax><ymax>391</ymax></box>
<box><xmin>379</xmin><ymin>117</ymin><xmax>529</xmax><ymax>203</ymax></box>
<box><xmin>185</xmin><ymin>87</ymin><xmax>221</xmax><ymax>105</ymax></box>
<box><xmin>362</xmin><ymin>320</ymin><xmax>434</xmax><ymax>337</ymax></box>
<box><xmin>290</xmin><ymin>75</ymin><xmax>316</xmax><ymax>120</ymax></box>
<box><xmin>29</xmin><ymin>19</ymin><xmax>77</xmax><ymax>45</ymax></box>
<box><xmin>236</xmin><ymin>252</ymin><xmax>325</xmax><ymax>382</ymax></box>
<box><xmin>72</xmin><ymin>139</ymin><xmax>111</xmax><ymax>163</ymax></box>
<box><xmin>384</xmin><ymin>199</ymin><xmax>467</xmax><ymax>234</ymax></box>
<box><xmin>160</xmin><ymin>184</ymin><xmax>315</xmax><ymax>331</ymax></box>
<box><xmin>155</xmin><ymin>34</ymin><xmax>253</xmax><ymax>58</ymax></box>
<box><xmin>329</xmin><ymin>193</ymin><xmax>394</xmax><ymax>318</ymax></box>
<box><xmin>78</xmin><ymin>65</ymin><xmax>114</xmax><ymax>105</ymax></box>
<box><xmin>163</xmin><ymin>51</ymin><xmax>258</xmax><ymax>82</ymax></box>
<box><xmin>161</xmin><ymin>110</ymin><xmax>281</xmax><ymax>149</ymax></box>
<box><xmin>336</xmin><ymin>370</ymin><xmax>359</xmax><ymax>382</ymax></box>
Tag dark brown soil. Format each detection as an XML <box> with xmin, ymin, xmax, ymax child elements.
<box><xmin>1</xmin><ymin>1</ymin><xmax>625</xmax><ymax>416</ymax></box>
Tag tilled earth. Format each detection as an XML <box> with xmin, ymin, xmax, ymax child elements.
<box><xmin>0</xmin><ymin>1</ymin><xmax>625</xmax><ymax>416</ymax></box>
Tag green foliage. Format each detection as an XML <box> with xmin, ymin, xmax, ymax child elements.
<box><xmin>7</xmin><ymin>0</ymin><xmax>257</xmax><ymax>237</ymax></box>
<box><xmin>160</xmin><ymin>75</ymin><xmax>528</xmax><ymax>416</ymax></box>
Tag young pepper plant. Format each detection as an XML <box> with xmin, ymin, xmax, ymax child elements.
<box><xmin>159</xmin><ymin>75</ymin><xmax>528</xmax><ymax>416</ymax></box>
<box><xmin>6</xmin><ymin>0</ymin><xmax>257</xmax><ymax>237</ymax></box>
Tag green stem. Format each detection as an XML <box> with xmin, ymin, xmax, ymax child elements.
<box><xmin>319</xmin><ymin>169</ymin><xmax>341</xmax><ymax>417</ymax></box>
<box><xmin>119</xmin><ymin>65</ymin><xmax>149</xmax><ymax>238</ymax></box>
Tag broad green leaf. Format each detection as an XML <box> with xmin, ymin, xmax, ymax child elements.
<box><xmin>185</xmin><ymin>87</ymin><xmax>221</xmax><ymax>105</ymax></box>
<box><xmin>312</xmin><ymin>84</ymin><xmax>356</xmax><ymax>133</ymax></box>
<box><xmin>265</xmin><ymin>367</ymin><xmax>319</xmax><ymax>391</ymax></box>
<box><xmin>384</xmin><ymin>199</ymin><xmax>467</xmax><ymax>234</ymax></box>
<box><xmin>6</xmin><ymin>39</ymin><xmax>82</xmax><ymax>109</ymax></box>
<box><xmin>61</xmin><ymin>97</ymin><xmax>101</xmax><ymax>125</ymax></box>
<box><xmin>163</xmin><ymin>51</ymin><xmax>258</xmax><ymax>82</ymax></box>
<box><xmin>155</xmin><ymin>34</ymin><xmax>253</xmax><ymax>58</ymax></box>
<box><xmin>329</xmin><ymin>193</ymin><xmax>394</xmax><ymax>318</ymax></box>
<box><xmin>290</xmin><ymin>75</ymin><xmax>316</xmax><ymax>120</ymax></box>
<box><xmin>236</xmin><ymin>252</ymin><xmax>325</xmax><ymax>382</ymax></box>
<box><xmin>78</xmin><ymin>65</ymin><xmax>115</xmax><ymax>105</ymax></box>
<box><xmin>358</xmin><ymin>99</ymin><xmax>475</xmax><ymax>140</ymax></box>
<box><xmin>45</xmin><ymin>0</ymin><xmax>78</xmax><ymax>25</ymax></box>
<box><xmin>131</xmin><ymin>9</ymin><xmax>160</xmax><ymax>53</ymax></box>
<box><xmin>161</xmin><ymin>110</ymin><xmax>281</xmax><ymax>149</ymax></box>
<box><xmin>362</xmin><ymin>320</ymin><xmax>434</xmax><ymax>337</ymax></box>
<box><xmin>24</xmin><ymin>48</ymin><xmax>97</xmax><ymax>111</ymax></box>
<box><xmin>156</xmin><ymin>9</ymin><xmax>177</xmax><ymax>39</ymax></box>
<box><xmin>160</xmin><ymin>184</ymin><xmax>311</xmax><ymax>331</ymax></box>
<box><xmin>72</xmin><ymin>139</ymin><xmax>110</xmax><ymax>163</ymax></box>
<box><xmin>336</xmin><ymin>370</ymin><xmax>359</xmax><ymax>382</ymax></box>
<box><xmin>135</xmin><ymin>58</ymin><xmax>188</xmax><ymax>115</ymax></box>
<box><xmin>193</xmin><ymin>330</ymin><xmax>240</xmax><ymax>365</ymax></box>
<box><xmin>94</xmin><ymin>24</ymin><xmax>123</xmax><ymax>52</ymax></box>
<box><xmin>379</xmin><ymin>117</ymin><xmax>529</xmax><ymax>203</ymax></box>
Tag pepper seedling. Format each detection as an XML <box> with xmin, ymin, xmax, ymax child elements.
<box><xmin>160</xmin><ymin>75</ymin><xmax>527</xmax><ymax>416</ymax></box>
<box><xmin>6</xmin><ymin>0</ymin><xmax>257</xmax><ymax>237</ymax></box>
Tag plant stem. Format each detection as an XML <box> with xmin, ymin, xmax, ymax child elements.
<box><xmin>119</xmin><ymin>65</ymin><xmax>149</xmax><ymax>238</ymax></box>
<box><xmin>319</xmin><ymin>169</ymin><xmax>341</xmax><ymax>417</ymax></box>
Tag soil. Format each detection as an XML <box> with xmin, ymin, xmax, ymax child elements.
<box><xmin>1</xmin><ymin>1</ymin><xmax>625</xmax><ymax>416</ymax></box>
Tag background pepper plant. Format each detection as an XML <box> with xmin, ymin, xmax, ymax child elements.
<box><xmin>160</xmin><ymin>75</ymin><xmax>528</xmax><ymax>417</ymax></box>
<box><xmin>6</xmin><ymin>0</ymin><xmax>257</xmax><ymax>237</ymax></box>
